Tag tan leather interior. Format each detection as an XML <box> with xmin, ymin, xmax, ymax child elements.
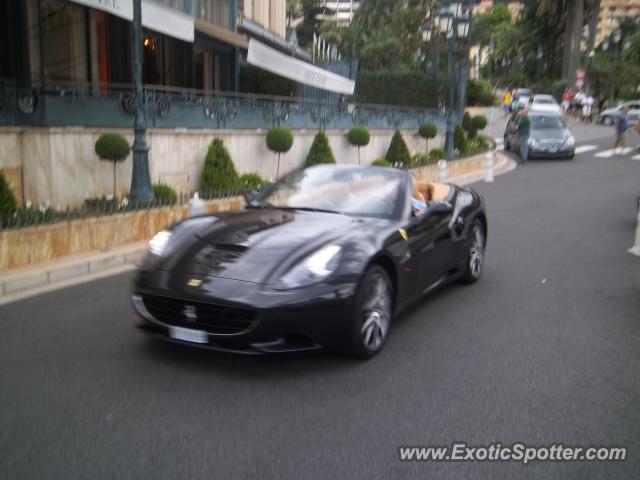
<box><xmin>414</xmin><ymin>180</ymin><xmax>452</xmax><ymax>202</ymax></box>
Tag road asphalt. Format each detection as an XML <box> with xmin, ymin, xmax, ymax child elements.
<box><xmin>1</xmin><ymin>120</ymin><xmax>639</xmax><ymax>479</ymax></box>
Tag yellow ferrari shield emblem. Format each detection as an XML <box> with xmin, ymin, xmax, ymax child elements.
<box><xmin>187</xmin><ymin>278</ymin><xmax>202</xmax><ymax>287</ymax></box>
<box><xmin>399</xmin><ymin>228</ymin><xmax>408</xmax><ymax>241</ymax></box>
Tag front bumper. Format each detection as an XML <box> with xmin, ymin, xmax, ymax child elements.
<box><xmin>132</xmin><ymin>272</ymin><xmax>358</xmax><ymax>354</ymax></box>
<box><xmin>528</xmin><ymin>146</ymin><xmax>574</xmax><ymax>159</ymax></box>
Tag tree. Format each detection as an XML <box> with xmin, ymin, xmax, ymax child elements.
<box><xmin>305</xmin><ymin>131</ymin><xmax>336</xmax><ymax>167</ymax></box>
<box><xmin>200</xmin><ymin>139</ymin><xmax>239</xmax><ymax>196</ymax></box>
<box><xmin>295</xmin><ymin>0</ymin><xmax>332</xmax><ymax>48</ymax></box>
<box><xmin>385</xmin><ymin>131</ymin><xmax>411</xmax><ymax>167</ymax></box>
<box><xmin>418</xmin><ymin>122</ymin><xmax>438</xmax><ymax>154</ymax></box>
<box><xmin>0</xmin><ymin>170</ymin><xmax>18</xmax><ymax>220</ymax></box>
<box><xmin>94</xmin><ymin>133</ymin><xmax>131</xmax><ymax>199</ymax></box>
<box><xmin>347</xmin><ymin>126</ymin><xmax>370</xmax><ymax>165</ymax></box>
<box><xmin>266</xmin><ymin>127</ymin><xmax>294</xmax><ymax>179</ymax></box>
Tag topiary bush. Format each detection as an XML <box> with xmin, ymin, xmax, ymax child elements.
<box><xmin>200</xmin><ymin>138</ymin><xmax>239</xmax><ymax>196</ymax></box>
<box><xmin>462</xmin><ymin>112</ymin><xmax>473</xmax><ymax>133</ymax></box>
<box><xmin>152</xmin><ymin>183</ymin><xmax>178</xmax><ymax>205</ymax></box>
<box><xmin>418</xmin><ymin>122</ymin><xmax>438</xmax><ymax>155</ymax></box>
<box><xmin>468</xmin><ymin>115</ymin><xmax>488</xmax><ymax>139</ymax></box>
<box><xmin>371</xmin><ymin>159</ymin><xmax>391</xmax><ymax>167</ymax></box>
<box><xmin>347</xmin><ymin>126</ymin><xmax>370</xmax><ymax>165</ymax></box>
<box><xmin>467</xmin><ymin>78</ymin><xmax>496</xmax><ymax>106</ymax></box>
<box><xmin>266</xmin><ymin>127</ymin><xmax>294</xmax><ymax>179</ymax></box>
<box><xmin>0</xmin><ymin>171</ymin><xmax>18</xmax><ymax>220</ymax></box>
<box><xmin>238</xmin><ymin>173</ymin><xmax>267</xmax><ymax>190</ymax></box>
<box><xmin>429</xmin><ymin>148</ymin><xmax>445</xmax><ymax>161</ymax></box>
<box><xmin>385</xmin><ymin>131</ymin><xmax>411</xmax><ymax>167</ymax></box>
<box><xmin>305</xmin><ymin>131</ymin><xmax>336</xmax><ymax>167</ymax></box>
<box><xmin>454</xmin><ymin>125</ymin><xmax>467</xmax><ymax>155</ymax></box>
<box><xmin>95</xmin><ymin>133</ymin><xmax>131</xmax><ymax>199</ymax></box>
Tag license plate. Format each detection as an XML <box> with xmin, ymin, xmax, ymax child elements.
<box><xmin>168</xmin><ymin>326</ymin><xmax>208</xmax><ymax>344</ymax></box>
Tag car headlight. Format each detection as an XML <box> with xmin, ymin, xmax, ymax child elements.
<box><xmin>149</xmin><ymin>230</ymin><xmax>172</xmax><ymax>256</ymax></box>
<box><xmin>564</xmin><ymin>135</ymin><xmax>575</xmax><ymax>147</ymax></box>
<box><xmin>276</xmin><ymin>244</ymin><xmax>342</xmax><ymax>289</ymax></box>
<box><xmin>529</xmin><ymin>138</ymin><xmax>541</xmax><ymax>149</ymax></box>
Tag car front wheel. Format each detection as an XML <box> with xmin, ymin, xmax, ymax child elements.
<box><xmin>460</xmin><ymin>220</ymin><xmax>486</xmax><ymax>284</ymax></box>
<box><xmin>603</xmin><ymin>116</ymin><xmax>613</xmax><ymax>126</ymax></box>
<box><xmin>347</xmin><ymin>265</ymin><xmax>393</xmax><ymax>358</ymax></box>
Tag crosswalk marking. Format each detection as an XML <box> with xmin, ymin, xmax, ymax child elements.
<box><xmin>632</xmin><ymin>154</ymin><xmax>640</xmax><ymax>160</ymax></box>
<box><xmin>574</xmin><ymin>145</ymin><xmax>598</xmax><ymax>154</ymax></box>
<box><xmin>594</xmin><ymin>147</ymin><xmax>633</xmax><ymax>158</ymax></box>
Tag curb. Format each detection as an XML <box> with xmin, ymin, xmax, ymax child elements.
<box><xmin>0</xmin><ymin>156</ymin><xmax>517</xmax><ymax>305</ymax></box>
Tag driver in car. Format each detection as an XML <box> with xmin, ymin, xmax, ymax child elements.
<box><xmin>412</xmin><ymin>181</ymin><xmax>428</xmax><ymax>216</ymax></box>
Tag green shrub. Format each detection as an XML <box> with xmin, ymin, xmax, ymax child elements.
<box><xmin>200</xmin><ymin>138</ymin><xmax>239</xmax><ymax>196</ymax></box>
<box><xmin>356</xmin><ymin>70</ymin><xmax>444</xmax><ymax>108</ymax></box>
<box><xmin>95</xmin><ymin>133</ymin><xmax>131</xmax><ymax>199</ymax></box>
<box><xmin>305</xmin><ymin>131</ymin><xmax>336</xmax><ymax>167</ymax></box>
<box><xmin>152</xmin><ymin>183</ymin><xmax>178</xmax><ymax>205</ymax></box>
<box><xmin>418</xmin><ymin>122</ymin><xmax>438</xmax><ymax>154</ymax></box>
<box><xmin>468</xmin><ymin>115</ymin><xmax>488</xmax><ymax>139</ymax></box>
<box><xmin>467</xmin><ymin>78</ymin><xmax>496</xmax><ymax>106</ymax></box>
<box><xmin>82</xmin><ymin>196</ymin><xmax>119</xmax><ymax>212</ymax></box>
<box><xmin>266</xmin><ymin>127</ymin><xmax>294</xmax><ymax>179</ymax></box>
<box><xmin>411</xmin><ymin>154</ymin><xmax>436</xmax><ymax>167</ymax></box>
<box><xmin>371</xmin><ymin>159</ymin><xmax>391</xmax><ymax>167</ymax></box>
<box><xmin>348</xmin><ymin>126</ymin><xmax>370</xmax><ymax>165</ymax></box>
<box><xmin>238</xmin><ymin>173</ymin><xmax>267</xmax><ymax>190</ymax></box>
<box><xmin>385</xmin><ymin>131</ymin><xmax>411</xmax><ymax>167</ymax></box>
<box><xmin>462</xmin><ymin>112</ymin><xmax>472</xmax><ymax>133</ymax></box>
<box><xmin>0</xmin><ymin>171</ymin><xmax>18</xmax><ymax>220</ymax></box>
<box><xmin>454</xmin><ymin>125</ymin><xmax>467</xmax><ymax>155</ymax></box>
<box><xmin>429</xmin><ymin>148</ymin><xmax>445</xmax><ymax>161</ymax></box>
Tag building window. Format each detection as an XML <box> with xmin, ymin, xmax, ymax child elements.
<box><xmin>40</xmin><ymin>0</ymin><xmax>88</xmax><ymax>83</ymax></box>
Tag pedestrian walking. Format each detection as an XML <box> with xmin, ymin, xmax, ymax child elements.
<box><xmin>574</xmin><ymin>90</ymin><xmax>586</xmax><ymax>120</ymax></box>
<box><xmin>502</xmin><ymin>89</ymin><xmax>512</xmax><ymax>118</ymax></box>
<box><xmin>518</xmin><ymin>108</ymin><xmax>531</xmax><ymax>163</ymax></box>
<box><xmin>614</xmin><ymin>106</ymin><xmax>630</xmax><ymax>155</ymax></box>
<box><xmin>582</xmin><ymin>95</ymin><xmax>594</xmax><ymax>123</ymax></box>
<box><xmin>562</xmin><ymin>89</ymin><xmax>572</xmax><ymax>118</ymax></box>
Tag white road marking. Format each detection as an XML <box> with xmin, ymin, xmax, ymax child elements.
<box><xmin>574</xmin><ymin>145</ymin><xmax>598</xmax><ymax>154</ymax></box>
<box><xmin>595</xmin><ymin>147</ymin><xmax>633</xmax><ymax>158</ymax></box>
<box><xmin>632</xmin><ymin>154</ymin><xmax>640</xmax><ymax>160</ymax></box>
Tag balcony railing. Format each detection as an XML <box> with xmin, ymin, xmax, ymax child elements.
<box><xmin>0</xmin><ymin>80</ymin><xmax>446</xmax><ymax>131</ymax></box>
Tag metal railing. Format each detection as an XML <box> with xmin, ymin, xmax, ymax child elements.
<box><xmin>0</xmin><ymin>80</ymin><xmax>446</xmax><ymax>131</ymax></box>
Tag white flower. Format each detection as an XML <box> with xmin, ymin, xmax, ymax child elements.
<box><xmin>25</xmin><ymin>200</ymin><xmax>32</xmax><ymax>209</ymax></box>
<box><xmin>121</xmin><ymin>197</ymin><xmax>129</xmax><ymax>207</ymax></box>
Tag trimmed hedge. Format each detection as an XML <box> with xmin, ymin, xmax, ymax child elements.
<box><xmin>467</xmin><ymin>78</ymin><xmax>496</xmax><ymax>106</ymax></box>
<box><xmin>385</xmin><ymin>131</ymin><xmax>411</xmax><ymax>167</ymax></box>
<box><xmin>418</xmin><ymin>122</ymin><xmax>438</xmax><ymax>154</ymax></box>
<box><xmin>371</xmin><ymin>159</ymin><xmax>391</xmax><ymax>167</ymax></box>
<box><xmin>356</xmin><ymin>70</ymin><xmax>443</xmax><ymax>108</ymax></box>
<box><xmin>305</xmin><ymin>131</ymin><xmax>336</xmax><ymax>167</ymax></box>
<box><xmin>429</xmin><ymin>148</ymin><xmax>445</xmax><ymax>161</ymax></box>
<box><xmin>348</xmin><ymin>126</ymin><xmax>370</xmax><ymax>164</ymax></box>
<box><xmin>454</xmin><ymin>126</ymin><xmax>467</xmax><ymax>154</ymax></box>
<box><xmin>200</xmin><ymin>139</ymin><xmax>239</xmax><ymax>195</ymax></box>
<box><xmin>266</xmin><ymin>127</ymin><xmax>294</xmax><ymax>153</ymax></box>
<box><xmin>0</xmin><ymin>171</ymin><xmax>18</xmax><ymax>219</ymax></box>
<box><xmin>152</xmin><ymin>183</ymin><xmax>177</xmax><ymax>205</ymax></box>
<box><xmin>95</xmin><ymin>133</ymin><xmax>130</xmax><ymax>162</ymax></box>
<box><xmin>239</xmin><ymin>173</ymin><xmax>267</xmax><ymax>190</ymax></box>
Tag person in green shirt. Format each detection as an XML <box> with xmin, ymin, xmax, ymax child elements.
<box><xmin>517</xmin><ymin>109</ymin><xmax>531</xmax><ymax>163</ymax></box>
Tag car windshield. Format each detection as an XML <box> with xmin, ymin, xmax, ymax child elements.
<box><xmin>530</xmin><ymin>115</ymin><xmax>565</xmax><ymax>129</ymax></box>
<box><xmin>253</xmin><ymin>166</ymin><xmax>403</xmax><ymax>218</ymax></box>
<box><xmin>534</xmin><ymin>97</ymin><xmax>555</xmax><ymax>104</ymax></box>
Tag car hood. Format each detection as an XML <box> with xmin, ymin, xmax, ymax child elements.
<box><xmin>158</xmin><ymin>208</ymin><xmax>370</xmax><ymax>284</ymax></box>
<box><xmin>530</xmin><ymin>128</ymin><xmax>570</xmax><ymax>142</ymax></box>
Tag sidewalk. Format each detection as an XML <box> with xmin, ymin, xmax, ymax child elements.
<box><xmin>0</xmin><ymin>153</ymin><xmax>517</xmax><ymax>305</ymax></box>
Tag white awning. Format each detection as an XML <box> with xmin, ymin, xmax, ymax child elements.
<box><xmin>69</xmin><ymin>0</ymin><xmax>194</xmax><ymax>42</ymax></box>
<box><xmin>247</xmin><ymin>39</ymin><xmax>355</xmax><ymax>95</ymax></box>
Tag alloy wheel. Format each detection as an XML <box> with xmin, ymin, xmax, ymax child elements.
<box><xmin>360</xmin><ymin>272</ymin><xmax>392</xmax><ymax>351</ymax></box>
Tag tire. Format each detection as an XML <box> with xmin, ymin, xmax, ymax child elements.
<box><xmin>460</xmin><ymin>220</ymin><xmax>486</xmax><ymax>284</ymax></box>
<box><xmin>603</xmin><ymin>116</ymin><xmax>613</xmax><ymax>126</ymax></box>
<box><xmin>347</xmin><ymin>265</ymin><xmax>393</xmax><ymax>359</ymax></box>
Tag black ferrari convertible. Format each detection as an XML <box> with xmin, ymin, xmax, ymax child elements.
<box><xmin>132</xmin><ymin>164</ymin><xmax>487</xmax><ymax>358</ymax></box>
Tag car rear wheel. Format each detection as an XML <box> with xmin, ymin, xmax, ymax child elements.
<box><xmin>460</xmin><ymin>220</ymin><xmax>485</xmax><ymax>284</ymax></box>
<box><xmin>347</xmin><ymin>265</ymin><xmax>393</xmax><ymax>358</ymax></box>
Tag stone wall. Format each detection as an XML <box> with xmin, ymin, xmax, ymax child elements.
<box><xmin>0</xmin><ymin>127</ymin><xmax>444</xmax><ymax>208</ymax></box>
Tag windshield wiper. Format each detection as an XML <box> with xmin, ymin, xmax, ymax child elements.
<box><xmin>283</xmin><ymin>206</ymin><xmax>342</xmax><ymax>214</ymax></box>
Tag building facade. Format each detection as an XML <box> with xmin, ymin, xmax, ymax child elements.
<box><xmin>595</xmin><ymin>0</ymin><xmax>640</xmax><ymax>45</ymax></box>
<box><xmin>319</xmin><ymin>1</ymin><xmax>360</xmax><ymax>26</ymax></box>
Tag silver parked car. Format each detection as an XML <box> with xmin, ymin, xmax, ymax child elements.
<box><xmin>597</xmin><ymin>101</ymin><xmax>640</xmax><ymax>126</ymax></box>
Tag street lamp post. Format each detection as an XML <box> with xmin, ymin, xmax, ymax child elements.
<box><xmin>129</xmin><ymin>0</ymin><xmax>154</xmax><ymax>204</ymax></box>
<box><xmin>434</xmin><ymin>2</ymin><xmax>471</xmax><ymax>159</ymax></box>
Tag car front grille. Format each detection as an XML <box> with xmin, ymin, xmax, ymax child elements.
<box><xmin>141</xmin><ymin>294</ymin><xmax>257</xmax><ymax>335</ymax></box>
